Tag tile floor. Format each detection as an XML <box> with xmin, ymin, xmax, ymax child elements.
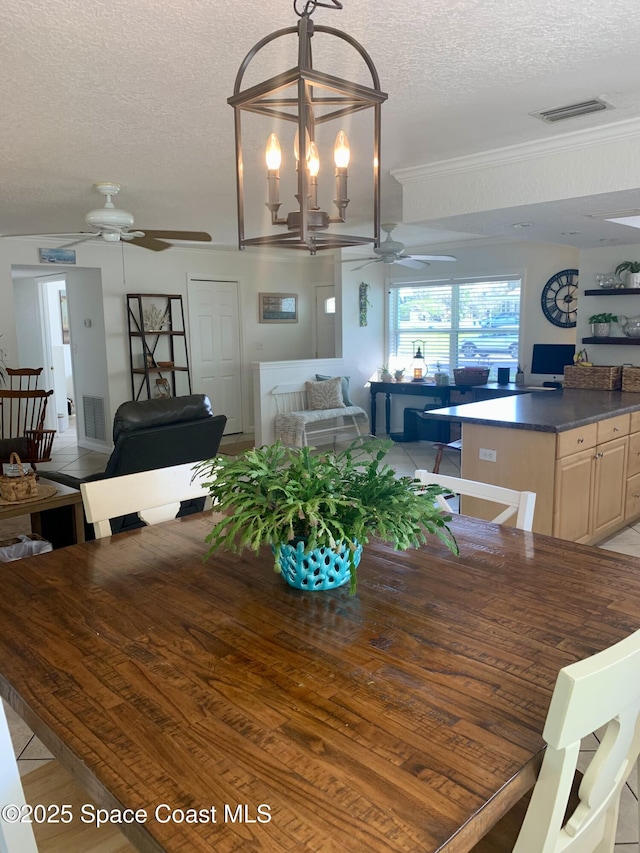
<box><xmin>3</xmin><ymin>424</ymin><xmax>640</xmax><ymax>850</ymax></box>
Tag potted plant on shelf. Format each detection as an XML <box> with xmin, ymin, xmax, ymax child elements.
<box><xmin>379</xmin><ymin>365</ymin><xmax>393</xmax><ymax>383</ymax></box>
<box><xmin>195</xmin><ymin>438</ymin><xmax>458</xmax><ymax>594</ymax></box>
<box><xmin>588</xmin><ymin>312</ymin><xmax>617</xmax><ymax>337</ymax></box>
<box><xmin>615</xmin><ymin>261</ymin><xmax>640</xmax><ymax>289</ymax></box>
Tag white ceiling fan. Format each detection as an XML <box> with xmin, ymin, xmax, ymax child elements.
<box><xmin>345</xmin><ymin>223</ymin><xmax>457</xmax><ymax>270</ymax></box>
<box><xmin>0</xmin><ymin>182</ymin><xmax>212</xmax><ymax>252</ymax></box>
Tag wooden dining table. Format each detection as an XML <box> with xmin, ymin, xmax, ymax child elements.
<box><xmin>1</xmin><ymin>512</ymin><xmax>639</xmax><ymax>852</ymax></box>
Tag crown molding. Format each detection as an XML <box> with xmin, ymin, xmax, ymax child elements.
<box><xmin>391</xmin><ymin>116</ymin><xmax>640</xmax><ymax>184</ymax></box>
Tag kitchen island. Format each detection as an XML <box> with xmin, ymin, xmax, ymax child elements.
<box><xmin>420</xmin><ymin>388</ymin><xmax>640</xmax><ymax>542</ymax></box>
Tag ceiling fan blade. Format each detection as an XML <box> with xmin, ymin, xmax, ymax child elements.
<box><xmin>409</xmin><ymin>254</ymin><xmax>457</xmax><ymax>262</ymax></box>
<box><xmin>0</xmin><ymin>231</ymin><xmax>93</xmax><ymax>239</ymax></box>
<box><xmin>127</xmin><ymin>234</ymin><xmax>173</xmax><ymax>252</ymax></box>
<box><xmin>350</xmin><ymin>259</ymin><xmax>380</xmax><ymax>271</ymax></box>
<box><xmin>137</xmin><ymin>230</ymin><xmax>212</xmax><ymax>242</ymax></box>
<box><xmin>396</xmin><ymin>257</ymin><xmax>428</xmax><ymax>269</ymax></box>
<box><xmin>57</xmin><ymin>234</ymin><xmax>102</xmax><ymax>248</ymax></box>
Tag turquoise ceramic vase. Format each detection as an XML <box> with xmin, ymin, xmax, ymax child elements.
<box><xmin>277</xmin><ymin>539</ymin><xmax>362</xmax><ymax>591</ymax></box>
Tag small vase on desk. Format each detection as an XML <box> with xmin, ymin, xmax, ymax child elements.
<box><xmin>515</xmin><ymin>369</ymin><xmax>524</xmax><ymax>386</ymax></box>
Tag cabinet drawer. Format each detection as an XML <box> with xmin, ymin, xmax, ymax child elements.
<box><xmin>629</xmin><ymin>432</ymin><xmax>640</xmax><ymax>478</ymax></box>
<box><xmin>556</xmin><ymin>424</ymin><xmax>597</xmax><ymax>459</ymax></box>
<box><xmin>626</xmin><ymin>472</ymin><xmax>640</xmax><ymax>520</ymax></box>
<box><xmin>631</xmin><ymin>410</ymin><xmax>640</xmax><ymax>434</ymax></box>
<box><xmin>597</xmin><ymin>414</ymin><xmax>630</xmax><ymax>444</ymax></box>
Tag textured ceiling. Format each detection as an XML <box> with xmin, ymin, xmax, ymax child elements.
<box><xmin>2</xmin><ymin>0</ymin><xmax>640</xmax><ymax>251</ymax></box>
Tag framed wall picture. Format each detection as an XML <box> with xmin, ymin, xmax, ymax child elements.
<box><xmin>59</xmin><ymin>291</ymin><xmax>70</xmax><ymax>344</ymax></box>
<box><xmin>258</xmin><ymin>292</ymin><xmax>298</xmax><ymax>323</ymax></box>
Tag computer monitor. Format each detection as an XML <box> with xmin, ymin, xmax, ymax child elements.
<box><xmin>531</xmin><ymin>344</ymin><xmax>575</xmax><ymax>385</ymax></box>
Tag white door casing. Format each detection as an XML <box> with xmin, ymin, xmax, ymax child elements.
<box><xmin>187</xmin><ymin>278</ymin><xmax>242</xmax><ymax>434</ymax></box>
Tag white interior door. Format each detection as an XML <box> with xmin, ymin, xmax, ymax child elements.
<box><xmin>187</xmin><ymin>279</ymin><xmax>242</xmax><ymax>434</ymax></box>
<box><xmin>315</xmin><ymin>285</ymin><xmax>336</xmax><ymax>358</ymax></box>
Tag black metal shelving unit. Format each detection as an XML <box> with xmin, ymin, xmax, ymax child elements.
<box><xmin>126</xmin><ymin>293</ymin><xmax>192</xmax><ymax>401</ymax></box>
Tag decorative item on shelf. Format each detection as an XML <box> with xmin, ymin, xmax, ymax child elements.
<box><xmin>588</xmin><ymin>312</ymin><xmax>617</xmax><ymax>337</ymax></box>
<box><xmin>618</xmin><ymin>316</ymin><xmax>640</xmax><ymax>338</ymax></box>
<box><xmin>153</xmin><ymin>377</ymin><xmax>171</xmax><ymax>398</ymax></box>
<box><xmin>615</xmin><ymin>261</ymin><xmax>640</xmax><ymax>289</ymax></box>
<box><xmin>394</xmin><ymin>368</ymin><xmax>405</xmax><ymax>382</ymax></box>
<box><xmin>195</xmin><ymin>439</ymin><xmax>458</xmax><ymax>595</ymax></box>
<box><xmin>359</xmin><ymin>282</ymin><xmax>370</xmax><ymax>327</ymax></box>
<box><xmin>433</xmin><ymin>362</ymin><xmax>449</xmax><ymax>386</ymax></box>
<box><xmin>595</xmin><ymin>273</ymin><xmax>619</xmax><ymax>289</ymax></box>
<box><xmin>142</xmin><ymin>304</ymin><xmax>170</xmax><ymax>332</ymax></box>
<box><xmin>145</xmin><ymin>352</ymin><xmax>155</xmax><ymax>368</ymax></box>
<box><xmin>228</xmin><ymin>0</ymin><xmax>387</xmax><ymax>255</ymax></box>
<box><xmin>515</xmin><ymin>364</ymin><xmax>525</xmax><ymax>385</ymax></box>
<box><xmin>156</xmin><ymin>361</ymin><xmax>174</xmax><ymax>369</ymax></box>
<box><xmin>411</xmin><ymin>341</ymin><xmax>427</xmax><ymax>381</ymax></box>
<box><xmin>379</xmin><ymin>365</ymin><xmax>393</xmax><ymax>383</ymax></box>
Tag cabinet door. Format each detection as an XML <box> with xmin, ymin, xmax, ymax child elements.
<box><xmin>553</xmin><ymin>449</ymin><xmax>593</xmax><ymax>543</ymax></box>
<box><xmin>628</xmin><ymin>431</ymin><xmax>640</xmax><ymax>478</ymax></box>
<box><xmin>591</xmin><ymin>436</ymin><xmax>628</xmax><ymax>540</ymax></box>
<box><xmin>625</xmin><ymin>472</ymin><xmax>640</xmax><ymax>521</ymax></box>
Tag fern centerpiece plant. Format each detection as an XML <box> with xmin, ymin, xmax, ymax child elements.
<box><xmin>195</xmin><ymin>438</ymin><xmax>458</xmax><ymax>594</ymax></box>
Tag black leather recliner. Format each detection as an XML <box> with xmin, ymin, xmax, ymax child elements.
<box><xmin>45</xmin><ymin>394</ymin><xmax>227</xmax><ymax>539</ymax></box>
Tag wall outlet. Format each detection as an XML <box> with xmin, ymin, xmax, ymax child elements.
<box><xmin>479</xmin><ymin>447</ymin><xmax>497</xmax><ymax>462</ymax></box>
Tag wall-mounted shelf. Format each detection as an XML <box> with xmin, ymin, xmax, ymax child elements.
<box><xmin>584</xmin><ymin>288</ymin><xmax>640</xmax><ymax>296</ymax></box>
<box><xmin>582</xmin><ymin>337</ymin><xmax>640</xmax><ymax>345</ymax></box>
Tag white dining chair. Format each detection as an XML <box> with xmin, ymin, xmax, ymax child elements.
<box><xmin>473</xmin><ymin>626</ymin><xmax>640</xmax><ymax>852</ymax></box>
<box><xmin>81</xmin><ymin>462</ymin><xmax>212</xmax><ymax>539</ymax></box>
<box><xmin>414</xmin><ymin>469</ymin><xmax>536</xmax><ymax>531</ymax></box>
<box><xmin>1</xmin><ymin>700</ymin><xmax>134</xmax><ymax>851</ymax></box>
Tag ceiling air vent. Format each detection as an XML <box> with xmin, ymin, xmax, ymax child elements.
<box><xmin>531</xmin><ymin>98</ymin><xmax>612</xmax><ymax>124</ymax></box>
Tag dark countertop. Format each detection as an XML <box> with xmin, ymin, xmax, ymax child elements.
<box><xmin>419</xmin><ymin>388</ymin><xmax>640</xmax><ymax>433</ymax></box>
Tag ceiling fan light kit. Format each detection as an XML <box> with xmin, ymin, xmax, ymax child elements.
<box><xmin>1</xmin><ymin>182</ymin><xmax>212</xmax><ymax>252</ymax></box>
<box><xmin>228</xmin><ymin>0</ymin><xmax>387</xmax><ymax>255</ymax></box>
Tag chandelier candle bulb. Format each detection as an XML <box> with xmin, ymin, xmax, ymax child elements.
<box><xmin>265</xmin><ymin>134</ymin><xmax>281</xmax><ymax>211</ymax></box>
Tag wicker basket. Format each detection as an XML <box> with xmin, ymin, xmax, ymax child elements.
<box><xmin>0</xmin><ymin>453</ymin><xmax>37</xmax><ymax>502</ymax></box>
<box><xmin>622</xmin><ymin>366</ymin><xmax>640</xmax><ymax>392</ymax></box>
<box><xmin>563</xmin><ymin>365</ymin><xmax>622</xmax><ymax>391</ymax></box>
<box><xmin>453</xmin><ymin>367</ymin><xmax>490</xmax><ymax>386</ymax></box>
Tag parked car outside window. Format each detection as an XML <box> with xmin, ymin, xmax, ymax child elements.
<box><xmin>459</xmin><ymin>333</ymin><xmax>519</xmax><ymax>358</ymax></box>
<box><xmin>479</xmin><ymin>313</ymin><xmax>519</xmax><ymax>328</ymax></box>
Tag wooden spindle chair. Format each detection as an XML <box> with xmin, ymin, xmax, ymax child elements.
<box><xmin>0</xmin><ymin>368</ymin><xmax>55</xmax><ymax>471</ymax></box>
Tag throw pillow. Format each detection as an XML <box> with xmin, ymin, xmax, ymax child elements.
<box><xmin>315</xmin><ymin>374</ymin><xmax>353</xmax><ymax>406</ymax></box>
<box><xmin>305</xmin><ymin>377</ymin><xmax>345</xmax><ymax>410</ymax></box>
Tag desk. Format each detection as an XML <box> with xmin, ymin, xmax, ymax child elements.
<box><xmin>0</xmin><ymin>477</ymin><xmax>84</xmax><ymax>547</ymax></box>
<box><xmin>369</xmin><ymin>380</ymin><xmax>527</xmax><ymax>436</ymax></box>
<box><xmin>1</xmin><ymin>514</ymin><xmax>639</xmax><ymax>852</ymax></box>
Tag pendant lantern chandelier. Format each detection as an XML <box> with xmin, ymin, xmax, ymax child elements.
<box><xmin>228</xmin><ymin>0</ymin><xmax>388</xmax><ymax>254</ymax></box>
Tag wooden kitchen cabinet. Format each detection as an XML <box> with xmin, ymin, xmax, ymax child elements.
<box><xmin>553</xmin><ymin>447</ymin><xmax>594</xmax><ymax>543</ymax></box>
<box><xmin>590</xmin><ymin>435</ymin><xmax>628</xmax><ymax>539</ymax></box>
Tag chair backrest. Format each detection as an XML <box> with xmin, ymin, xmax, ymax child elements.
<box><xmin>0</xmin><ymin>701</ymin><xmax>38</xmax><ymax>852</ymax></box>
<box><xmin>414</xmin><ymin>470</ymin><xmax>536</xmax><ymax>531</ymax></box>
<box><xmin>81</xmin><ymin>462</ymin><xmax>213</xmax><ymax>539</ymax></box>
<box><xmin>6</xmin><ymin>367</ymin><xmax>44</xmax><ymax>392</ymax></box>
<box><xmin>272</xmin><ymin>384</ymin><xmax>308</xmax><ymax>414</ymax></box>
<box><xmin>512</xmin><ymin>627</ymin><xmax>640</xmax><ymax>852</ymax></box>
<box><xmin>0</xmin><ymin>388</ymin><xmax>56</xmax><ymax>465</ymax></box>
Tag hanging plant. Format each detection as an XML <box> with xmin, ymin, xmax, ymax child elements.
<box><xmin>359</xmin><ymin>282</ymin><xmax>371</xmax><ymax>326</ymax></box>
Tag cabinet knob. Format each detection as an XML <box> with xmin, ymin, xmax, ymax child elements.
<box><xmin>594</xmin><ymin>452</ymin><xmax>604</xmax><ymax>459</ymax></box>
<box><xmin>577</xmin><ymin>438</ymin><xmax>584</xmax><ymax>444</ymax></box>
<box><xmin>614</xmin><ymin>427</ymin><xmax>620</xmax><ymax>432</ymax></box>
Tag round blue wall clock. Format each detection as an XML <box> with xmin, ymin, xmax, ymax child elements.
<box><xmin>541</xmin><ymin>269</ymin><xmax>578</xmax><ymax>327</ymax></box>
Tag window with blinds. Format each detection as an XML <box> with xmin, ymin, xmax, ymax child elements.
<box><xmin>387</xmin><ymin>277</ymin><xmax>522</xmax><ymax>380</ymax></box>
